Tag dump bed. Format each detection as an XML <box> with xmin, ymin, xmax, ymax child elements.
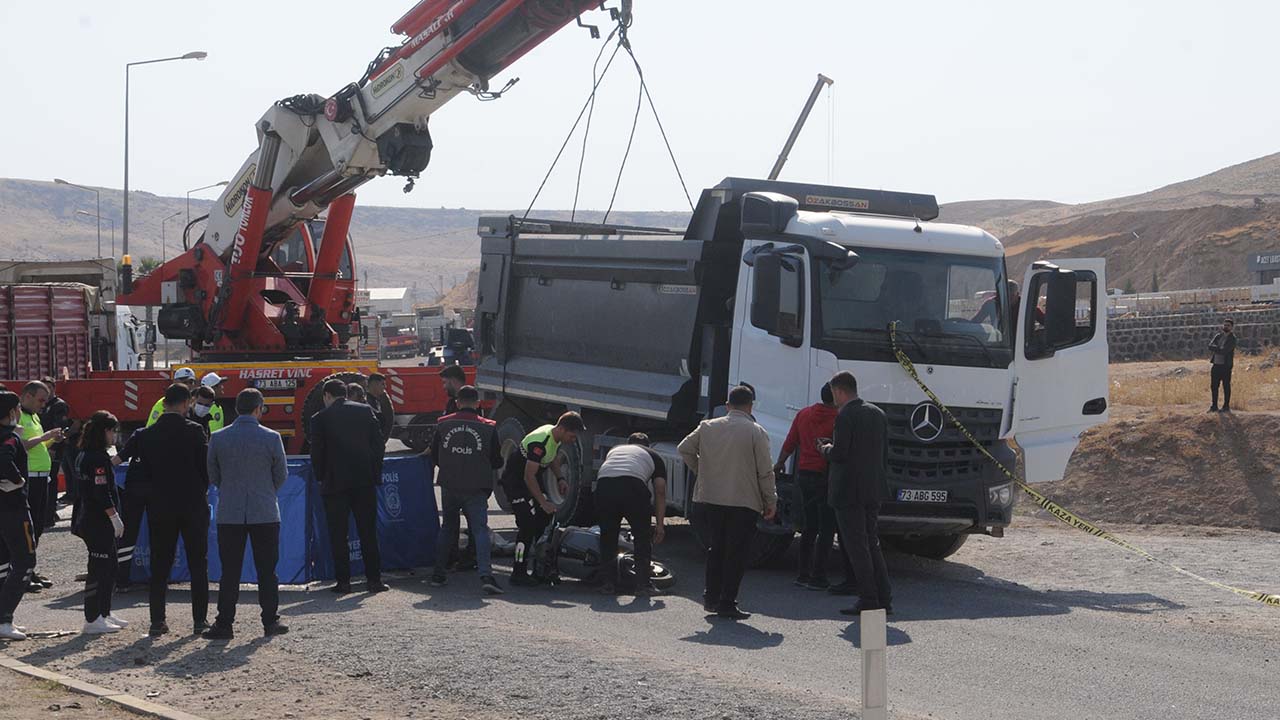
<box><xmin>0</xmin><ymin>283</ymin><xmax>97</xmax><ymax>380</ymax></box>
<box><xmin>474</xmin><ymin>218</ymin><xmax>717</xmax><ymax>421</ymax></box>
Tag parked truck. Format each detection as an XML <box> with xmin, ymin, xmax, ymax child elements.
<box><xmin>475</xmin><ymin>178</ymin><xmax>1109</xmax><ymax>564</ymax></box>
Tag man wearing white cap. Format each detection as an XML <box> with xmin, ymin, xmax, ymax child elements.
<box><xmin>195</xmin><ymin>373</ymin><xmax>227</xmax><ymax>434</ymax></box>
<box><xmin>147</xmin><ymin>368</ymin><xmax>197</xmax><ymax>427</ymax></box>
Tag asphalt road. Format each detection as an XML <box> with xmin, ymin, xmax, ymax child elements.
<box><xmin>5</xmin><ymin>505</ymin><xmax>1278</xmax><ymax>719</ymax></box>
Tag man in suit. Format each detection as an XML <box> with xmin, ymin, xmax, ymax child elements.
<box><xmin>133</xmin><ymin>383</ymin><xmax>211</xmax><ymax>636</ymax></box>
<box><xmin>310</xmin><ymin>379</ymin><xmax>389</xmax><ymax>594</ymax></box>
<box><xmin>820</xmin><ymin>371</ymin><xmax>892</xmax><ymax>616</ymax></box>
<box><xmin>204</xmin><ymin>389</ymin><xmax>289</xmax><ymax>640</ymax></box>
<box><xmin>677</xmin><ymin>385</ymin><xmax>776</xmax><ymax>621</ymax></box>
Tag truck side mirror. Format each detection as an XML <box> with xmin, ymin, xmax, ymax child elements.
<box><xmin>750</xmin><ymin>253</ymin><xmax>783</xmax><ymax>335</ymax></box>
<box><xmin>1045</xmin><ymin>269</ymin><xmax>1077</xmax><ymax>348</ymax></box>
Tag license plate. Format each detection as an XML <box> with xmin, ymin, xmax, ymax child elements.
<box><xmin>254</xmin><ymin>378</ymin><xmax>299</xmax><ymax>390</ymax></box>
<box><xmin>897</xmin><ymin>489</ymin><xmax>948</xmax><ymax>503</ymax></box>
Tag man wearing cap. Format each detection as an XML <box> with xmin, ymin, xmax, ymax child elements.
<box><xmin>194</xmin><ymin>373</ymin><xmax>227</xmax><ymax>433</ymax></box>
<box><xmin>147</xmin><ymin>368</ymin><xmax>197</xmax><ymax>426</ymax></box>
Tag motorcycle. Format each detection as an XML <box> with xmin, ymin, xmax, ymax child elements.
<box><xmin>526</xmin><ymin>519</ymin><xmax>676</xmax><ymax>591</ymax></box>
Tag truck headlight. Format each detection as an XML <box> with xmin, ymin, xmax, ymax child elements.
<box><xmin>987</xmin><ymin>482</ymin><xmax>1013</xmax><ymax>507</ymax></box>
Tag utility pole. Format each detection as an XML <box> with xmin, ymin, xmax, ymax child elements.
<box><xmin>768</xmin><ymin>74</ymin><xmax>834</xmax><ymax>181</ymax></box>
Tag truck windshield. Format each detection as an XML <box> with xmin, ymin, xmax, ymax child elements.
<box><xmin>814</xmin><ymin>248</ymin><xmax>1013</xmax><ymax>367</ymax></box>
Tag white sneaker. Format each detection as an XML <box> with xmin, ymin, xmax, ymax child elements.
<box><xmin>104</xmin><ymin>614</ymin><xmax>130</xmax><ymax>628</ymax></box>
<box><xmin>0</xmin><ymin>623</ymin><xmax>28</xmax><ymax>640</ymax></box>
<box><xmin>82</xmin><ymin>617</ymin><xmax>122</xmax><ymax>635</ymax></box>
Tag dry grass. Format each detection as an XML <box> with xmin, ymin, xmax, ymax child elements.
<box><xmin>1111</xmin><ymin>360</ymin><xmax>1280</xmax><ymax>412</ymax></box>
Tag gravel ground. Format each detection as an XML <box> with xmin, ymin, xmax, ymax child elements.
<box><xmin>0</xmin><ymin>670</ymin><xmax>139</xmax><ymax>719</ymax></box>
<box><xmin>3</xmin><ymin>503</ymin><xmax>1278</xmax><ymax>719</ymax></box>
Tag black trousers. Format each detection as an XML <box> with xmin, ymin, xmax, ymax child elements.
<box><xmin>215</xmin><ymin>523</ymin><xmax>280</xmax><ymax>628</ymax></box>
<box><xmin>323</xmin><ymin>486</ymin><xmax>381</xmax><ymax>584</ymax></box>
<box><xmin>595</xmin><ymin>476</ymin><xmax>653</xmax><ymax>585</ymax></box>
<box><xmin>0</xmin><ymin>507</ymin><xmax>35</xmax><ymax>624</ymax></box>
<box><xmin>835</xmin><ymin>502</ymin><xmax>892</xmax><ymax>610</ymax></box>
<box><xmin>147</xmin><ymin>503</ymin><xmax>210</xmax><ymax>625</ymax></box>
<box><xmin>1211</xmin><ymin>364</ymin><xmax>1233</xmax><ymax>409</ymax></box>
<box><xmin>699</xmin><ymin>503</ymin><xmax>759</xmax><ymax>609</ymax></box>
<box><xmin>511</xmin><ymin>496</ymin><xmax>552</xmax><ymax>579</ymax></box>
<box><xmin>81</xmin><ymin>519</ymin><xmax>116</xmax><ymax>623</ymax></box>
<box><xmin>115</xmin><ymin>487</ymin><xmax>149</xmax><ymax>585</ymax></box>
<box><xmin>796</xmin><ymin>471</ymin><xmax>842</xmax><ymax>580</ymax></box>
<box><xmin>26</xmin><ymin>474</ymin><xmax>49</xmax><ymax>549</ymax></box>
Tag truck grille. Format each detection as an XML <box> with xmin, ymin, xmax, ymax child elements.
<box><xmin>880</xmin><ymin>403</ymin><xmax>1002</xmax><ymax>487</ymax></box>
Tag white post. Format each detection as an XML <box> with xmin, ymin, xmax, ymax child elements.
<box><xmin>861</xmin><ymin>608</ymin><xmax>888</xmax><ymax>720</ymax></box>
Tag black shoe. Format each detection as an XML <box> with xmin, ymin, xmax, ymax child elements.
<box><xmin>24</xmin><ymin>581</ymin><xmax>43</xmax><ymax>594</ymax></box>
<box><xmin>193</xmin><ymin>621</ymin><xmax>211</xmax><ymax>635</ymax></box>
<box><xmin>793</xmin><ymin>574</ymin><xmax>811</xmax><ymax>588</ymax></box>
<box><xmin>716</xmin><ymin>605</ymin><xmax>751</xmax><ymax>621</ymax></box>
<box><xmin>510</xmin><ymin>574</ymin><xmax>539</xmax><ymax>587</ymax></box>
<box><xmin>263</xmin><ymin>622</ymin><xmax>289</xmax><ymax>637</ymax></box>
<box><xmin>1208</xmin><ymin>406</ymin><xmax>1219</xmax><ymax>413</ymax></box>
<box><xmin>634</xmin><ymin>582</ymin><xmax>664</xmax><ymax>597</ymax></box>
<box><xmin>599</xmin><ymin>582</ymin><xmax>617</xmax><ymax>596</ymax></box>
<box><xmin>827</xmin><ymin>580</ymin><xmax>857</xmax><ymax>596</ymax></box>
<box><xmin>805</xmin><ymin>577</ymin><xmax>831</xmax><ymax>590</ymax></box>
<box><xmin>480</xmin><ymin>576</ymin><xmax>505</xmax><ymax>596</ymax></box>
<box><xmin>429</xmin><ymin>574</ymin><xmax>448</xmax><ymax>588</ymax></box>
<box><xmin>330</xmin><ymin>582</ymin><xmax>352</xmax><ymax>595</ymax></box>
<box><xmin>367</xmin><ymin>581</ymin><xmax>391</xmax><ymax>594</ymax></box>
<box><xmin>148</xmin><ymin>622</ymin><xmax>169</xmax><ymax>637</ymax></box>
<box><xmin>703</xmin><ymin>599</ymin><xmax>717</xmax><ymax>613</ymax></box>
<box><xmin>116</xmin><ymin>582</ymin><xmax>134</xmax><ymax>593</ymax></box>
<box><xmin>1221</xmin><ymin>406</ymin><xmax>1232</xmax><ymax>413</ymax></box>
<box><xmin>202</xmin><ymin>624</ymin><xmax>234</xmax><ymax>640</ymax></box>
<box><xmin>33</xmin><ymin>573</ymin><xmax>53</xmax><ymax>589</ymax></box>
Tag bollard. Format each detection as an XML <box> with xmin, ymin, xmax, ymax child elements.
<box><xmin>861</xmin><ymin>608</ymin><xmax>887</xmax><ymax>720</ymax></box>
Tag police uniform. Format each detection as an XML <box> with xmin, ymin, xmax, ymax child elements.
<box><xmin>0</xmin><ymin>423</ymin><xmax>35</xmax><ymax>627</ymax></box>
<box><xmin>74</xmin><ymin>447</ymin><xmax>120</xmax><ymax>624</ymax></box>
<box><xmin>19</xmin><ymin>409</ymin><xmax>53</xmax><ymax>552</ymax></box>
<box><xmin>148</xmin><ymin>397</ymin><xmax>224</xmax><ymax>433</ymax></box>
<box><xmin>499</xmin><ymin>425</ymin><xmax>561</xmax><ymax>582</ymax></box>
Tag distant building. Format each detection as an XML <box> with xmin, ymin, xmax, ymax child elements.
<box><xmin>1248</xmin><ymin>250</ymin><xmax>1280</xmax><ymax>285</ymax></box>
<box><xmin>355</xmin><ymin>287</ymin><xmax>411</xmax><ymax>318</ymax></box>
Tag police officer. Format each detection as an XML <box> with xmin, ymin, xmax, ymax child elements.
<box><xmin>498</xmin><ymin>412</ymin><xmax>585</xmax><ymax>586</ymax></box>
<box><xmin>197</xmin><ymin>373</ymin><xmax>228</xmax><ymax>432</ymax></box>
<box><xmin>0</xmin><ymin>391</ymin><xmax>37</xmax><ymax>640</ymax></box>
<box><xmin>147</xmin><ymin>368</ymin><xmax>197</xmax><ymax>426</ymax></box>
<box><xmin>19</xmin><ymin>381</ymin><xmax>63</xmax><ymax>591</ymax></box>
<box><xmin>75</xmin><ymin>411</ymin><xmax>127</xmax><ymax>634</ymax></box>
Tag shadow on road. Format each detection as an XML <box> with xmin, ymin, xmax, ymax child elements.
<box><xmin>681</xmin><ymin>620</ymin><xmax>784</xmax><ymax>649</ymax></box>
<box><xmin>839</xmin><ymin>622</ymin><xmax>913</xmax><ymax>647</ymax></box>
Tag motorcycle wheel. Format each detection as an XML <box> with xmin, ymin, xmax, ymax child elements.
<box><xmin>617</xmin><ymin>554</ymin><xmax>676</xmax><ymax>591</ymax></box>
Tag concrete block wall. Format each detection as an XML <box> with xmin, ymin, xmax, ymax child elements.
<box><xmin>1108</xmin><ymin>306</ymin><xmax>1280</xmax><ymax>362</ymax></box>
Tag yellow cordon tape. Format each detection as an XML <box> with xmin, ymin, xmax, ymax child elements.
<box><xmin>887</xmin><ymin>322</ymin><xmax>1280</xmax><ymax>608</ymax></box>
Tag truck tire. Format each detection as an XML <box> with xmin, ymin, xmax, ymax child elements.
<box><xmin>494</xmin><ymin>416</ymin><xmax>589</xmax><ymax>525</ymax></box>
<box><xmin>688</xmin><ymin>504</ymin><xmax>794</xmax><ymax>568</ymax></box>
<box><xmin>401</xmin><ymin>413</ymin><xmax>437</xmax><ymax>453</ymax></box>
<box><xmin>889</xmin><ymin>533</ymin><xmax>968</xmax><ymax>560</ymax></box>
<box><xmin>299</xmin><ymin>371</ymin><xmax>369</xmax><ymax>452</ymax></box>
<box><xmin>494</xmin><ymin>417</ymin><xmax>527</xmax><ymax>513</ymax></box>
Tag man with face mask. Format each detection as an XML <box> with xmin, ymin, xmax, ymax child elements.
<box><xmin>190</xmin><ymin>386</ymin><xmax>219</xmax><ymax>439</ymax></box>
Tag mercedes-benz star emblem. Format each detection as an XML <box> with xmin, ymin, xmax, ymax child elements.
<box><xmin>909</xmin><ymin>402</ymin><xmax>944</xmax><ymax>443</ymax></box>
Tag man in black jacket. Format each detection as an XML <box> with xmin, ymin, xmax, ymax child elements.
<box><xmin>1208</xmin><ymin>318</ymin><xmax>1237</xmax><ymax>412</ymax></box>
<box><xmin>429</xmin><ymin>386</ymin><xmax>503</xmax><ymax>594</ymax></box>
<box><xmin>366</xmin><ymin>373</ymin><xmax>395</xmax><ymax>442</ymax></box>
<box><xmin>310</xmin><ymin>379</ymin><xmax>389</xmax><ymax>594</ymax></box>
<box><xmin>820</xmin><ymin>371</ymin><xmax>892</xmax><ymax>616</ymax></box>
<box><xmin>133</xmin><ymin>383</ymin><xmax>211</xmax><ymax>636</ymax></box>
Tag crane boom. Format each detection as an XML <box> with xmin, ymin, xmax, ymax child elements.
<box><xmin>119</xmin><ymin>0</ymin><xmax>620</xmax><ymax>360</ymax></box>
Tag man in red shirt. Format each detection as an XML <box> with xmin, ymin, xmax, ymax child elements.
<box><xmin>774</xmin><ymin>383</ymin><xmax>850</xmax><ymax>590</ymax></box>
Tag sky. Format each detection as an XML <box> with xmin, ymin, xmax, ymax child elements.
<box><xmin>2</xmin><ymin>1</ymin><xmax>1278</xmax><ymax>213</ymax></box>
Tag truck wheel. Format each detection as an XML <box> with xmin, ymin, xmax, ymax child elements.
<box><xmin>551</xmin><ymin>438</ymin><xmax>591</xmax><ymax>526</ymax></box>
<box><xmin>494</xmin><ymin>417</ymin><xmax>527</xmax><ymax>513</ymax></box>
<box><xmin>401</xmin><ymin>413</ymin><xmax>436</xmax><ymax>453</ymax></box>
<box><xmin>299</xmin><ymin>371</ymin><xmax>370</xmax><ymax>452</ymax></box>
<box><xmin>889</xmin><ymin>533</ymin><xmax>968</xmax><ymax>560</ymax></box>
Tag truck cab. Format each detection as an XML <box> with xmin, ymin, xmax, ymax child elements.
<box><xmin>475</xmin><ymin>178</ymin><xmax>1109</xmax><ymax>562</ymax></box>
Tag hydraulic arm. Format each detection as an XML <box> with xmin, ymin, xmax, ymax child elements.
<box><xmin>121</xmin><ymin>0</ymin><xmax>621</xmax><ymax>360</ymax></box>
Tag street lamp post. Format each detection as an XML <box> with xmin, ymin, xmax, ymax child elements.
<box><xmin>161</xmin><ymin>211</ymin><xmax>182</xmax><ymax>264</ymax></box>
<box><xmin>75</xmin><ymin>211</ymin><xmax>115</xmax><ymax>257</ymax></box>
<box><xmin>54</xmin><ymin>179</ymin><xmax>102</xmax><ymax>257</ymax></box>
<box><xmin>186</xmin><ymin>180</ymin><xmax>229</xmax><ymax>231</ymax></box>
<box><xmin>123</xmin><ymin>51</ymin><xmax>207</xmax><ymax>291</ymax></box>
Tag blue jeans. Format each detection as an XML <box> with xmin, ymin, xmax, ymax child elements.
<box><xmin>435</xmin><ymin>489</ymin><xmax>492</xmax><ymax>577</ymax></box>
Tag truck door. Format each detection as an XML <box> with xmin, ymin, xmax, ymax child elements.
<box><xmin>732</xmin><ymin>244</ymin><xmax>812</xmax><ymax>442</ymax></box>
<box><xmin>1008</xmin><ymin>258</ymin><xmax>1109</xmax><ymax>482</ymax></box>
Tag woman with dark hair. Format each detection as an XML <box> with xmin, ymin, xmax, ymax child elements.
<box><xmin>75</xmin><ymin>410</ymin><xmax>127</xmax><ymax>634</ymax></box>
<box><xmin>0</xmin><ymin>391</ymin><xmax>37</xmax><ymax>640</ymax></box>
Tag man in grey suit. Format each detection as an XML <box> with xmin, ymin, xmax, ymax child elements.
<box><xmin>203</xmin><ymin>389</ymin><xmax>289</xmax><ymax>640</ymax></box>
<box><xmin>820</xmin><ymin>371</ymin><xmax>892</xmax><ymax>616</ymax></box>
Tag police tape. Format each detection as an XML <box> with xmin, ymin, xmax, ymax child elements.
<box><xmin>886</xmin><ymin>322</ymin><xmax>1280</xmax><ymax>608</ymax></box>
